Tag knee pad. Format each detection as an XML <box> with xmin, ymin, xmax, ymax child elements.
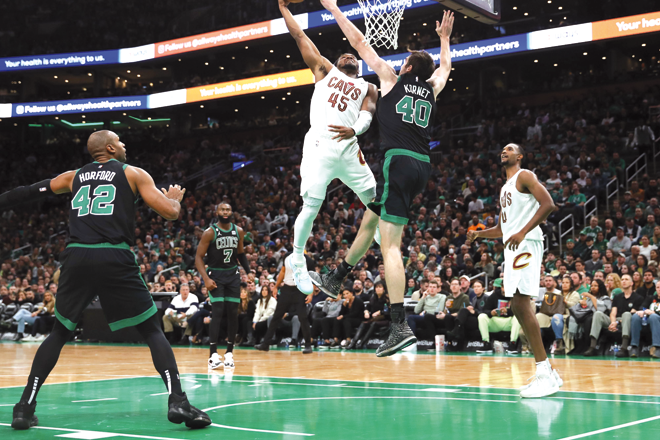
<box><xmin>356</xmin><ymin>187</ymin><xmax>377</xmax><ymax>206</ymax></box>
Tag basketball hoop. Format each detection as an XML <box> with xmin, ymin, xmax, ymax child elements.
<box><xmin>357</xmin><ymin>0</ymin><xmax>407</xmax><ymax>50</ymax></box>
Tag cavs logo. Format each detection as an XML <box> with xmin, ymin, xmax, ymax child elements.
<box><xmin>513</xmin><ymin>253</ymin><xmax>532</xmax><ymax>270</ymax></box>
<box><xmin>357</xmin><ymin>149</ymin><xmax>366</xmax><ymax>166</ymax></box>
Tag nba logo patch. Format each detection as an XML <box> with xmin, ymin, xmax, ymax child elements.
<box><xmin>232</xmin><ymin>231</ymin><xmax>236</xmax><ymax>235</ymax></box>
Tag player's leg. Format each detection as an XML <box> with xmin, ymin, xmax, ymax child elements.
<box><xmin>289</xmin><ymin>196</ymin><xmax>323</xmax><ymax>294</ymax></box>
<box><xmin>208</xmin><ymin>299</ymin><xmax>226</xmax><ymax>368</ymax></box>
<box><xmin>221</xmin><ymin>275</ymin><xmax>241</xmax><ymax>367</ymax></box>
<box><xmin>375</xmin><ymin>218</ymin><xmax>417</xmax><ymax>357</ymax></box>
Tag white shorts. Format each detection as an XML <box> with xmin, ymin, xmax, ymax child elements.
<box><xmin>300</xmin><ymin>131</ymin><xmax>376</xmax><ymax>200</ymax></box>
<box><xmin>503</xmin><ymin>239</ymin><xmax>543</xmax><ymax>298</ymax></box>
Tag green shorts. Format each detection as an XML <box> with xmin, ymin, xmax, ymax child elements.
<box><xmin>207</xmin><ymin>267</ymin><xmax>241</xmax><ymax>303</ymax></box>
<box><xmin>55</xmin><ymin>243</ymin><xmax>156</xmax><ymax>332</ymax></box>
<box><xmin>368</xmin><ymin>149</ymin><xmax>432</xmax><ymax>225</ymax></box>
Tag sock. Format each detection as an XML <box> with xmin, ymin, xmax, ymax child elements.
<box><xmin>226</xmin><ymin>343</ymin><xmax>234</xmax><ymax>354</ymax></box>
<box><xmin>337</xmin><ymin>261</ymin><xmax>354</xmax><ymax>278</ymax></box>
<box><xmin>535</xmin><ymin>359</ymin><xmax>551</xmax><ymax>374</ymax></box>
<box><xmin>210</xmin><ymin>343</ymin><xmax>218</xmax><ymax>355</ymax></box>
<box><xmin>390</xmin><ymin>303</ymin><xmax>405</xmax><ymax>324</ymax></box>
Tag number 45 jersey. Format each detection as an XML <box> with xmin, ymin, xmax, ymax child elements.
<box><xmin>69</xmin><ymin>159</ymin><xmax>136</xmax><ymax>245</ymax></box>
<box><xmin>378</xmin><ymin>73</ymin><xmax>436</xmax><ymax>156</ymax></box>
<box><xmin>308</xmin><ymin>66</ymin><xmax>369</xmax><ymax>142</ymax></box>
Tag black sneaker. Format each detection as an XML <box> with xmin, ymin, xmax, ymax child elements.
<box><xmin>167</xmin><ymin>392</ymin><xmax>212</xmax><ymax>429</ymax></box>
<box><xmin>302</xmin><ymin>344</ymin><xmax>313</xmax><ymax>354</ymax></box>
<box><xmin>375</xmin><ymin>322</ymin><xmax>417</xmax><ymax>357</ymax></box>
<box><xmin>12</xmin><ymin>401</ymin><xmax>38</xmax><ymax>430</ymax></box>
<box><xmin>254</xmin><ymin>343</ymin><xmax>269</xmax><ymax>352</ymax></box>
<box><xmin>309</xmin><ymin>269</ymin><xmax>343</xmax><ymax>299</ymax></box>
<box><xmin>630</xmin><ymin>346</ymin><xmax>639</xmax><ymax>358</ymax></box>
<box><xmin>476</xmin><ymin>341</ymin><xmax>493</xmax><ymax>354</ymax></box>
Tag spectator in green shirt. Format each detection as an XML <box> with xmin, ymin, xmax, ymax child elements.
<box><xmin>581</xmin><ymin>216</ymin><xmax>602</xmax><ymax>241</ymax></box>
<box><xmin>640</xmin><ymin>214</ymin><xmax>657</xmax><ymax>239</ymax></box>
<box><xmin>566</xmin><ymin>183</ymin><xmax>587</xmax><ymax>225</ymax></box>
<box><xmin>594</xmin><ymin>231</ymin><xmax>609</xmax><ymax>253</ymax></box>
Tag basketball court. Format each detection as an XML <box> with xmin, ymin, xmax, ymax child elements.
<box><xmin>2</xmin><ymin>342</ymin><xmax>659</xmax><ymax>439</ymax></box>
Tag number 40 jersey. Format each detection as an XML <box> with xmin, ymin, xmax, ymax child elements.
<box><xmin>69</xmin><ymin>159</ymin><xmax>136</xmax><ymax>245</ymax></box>
<box><xmin>378</xmin><ymin>73</ymin><xmax>436</xmax><ymax>156</ymax></box>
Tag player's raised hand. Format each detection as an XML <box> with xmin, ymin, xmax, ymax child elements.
<box><xmin>320</xmin><ymin>0</ymin><xmax>338</xmax><ymax>11</ymax></box>
<box><xmin>328</xmin><ymin>125</ymin><xmax>356</xmax><ymax>141</ymax></box>
<box><xmin>161</xmin><ymin>184</ymin><xmax>186</xmax><ymax>202</ymax></box>
<box><xmin>436</xmin><ymin>10</ymin><xmax>454</xmax><ymax>39</ymax></box>
<box><xmin>466</xmin><ymin>229</ymin><xmax>479</xmax><ymax>244</ymax></box>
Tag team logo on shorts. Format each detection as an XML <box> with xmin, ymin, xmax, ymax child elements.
<box><xmin>357</xmin><ymin>149</ymin><xmax>366</xmax><ymax>166</ymax></box>
<box><xmin>512</xmin><ymin>252</ymin><xmax>532</xmax><ymax>270</ymax></box>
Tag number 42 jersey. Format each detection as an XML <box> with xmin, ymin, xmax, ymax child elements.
<box><xmin>69</xmin><ymin>159</ymin><xmax>136</xmax><ymax>245</ymax></box>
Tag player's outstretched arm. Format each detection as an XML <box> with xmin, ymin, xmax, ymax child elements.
<box><xmin>328</xmin><ymin>83</ymin><xmax>378</xmax><ymax>141</ymax></box>
<box><xmin>504</xmin><ymin>170</ymin><xmax>555</xmax><ymax>251</ymax></box>
<box><xmin>320</xmin><ymin>0</ymin><xmax>397</xmax><ymax>93</ymax></box>
<box><xmin>195</xmin><ymin>229</ymin><xmax>217</xmax><ymax>291</ymax></box>
<box><xmin>467</xmin><ymin>209</ymin><xmax>503</xmax><ymax>243</ymax></box>
<box><xmin>279</xmin><ymin>0</ymin><xmax>333</xmax><ymax>81</ymax></box>
<box><xmin>0</xmin><ymin>169</ymin><xmax>76</xmax><ymax>210</ymax></box>
<box><xmin>428</xmin><ymin>10</ymin><xmax>454</xmax><ymax>98</ymax></box>
<box><xmin>125</xmin><ymin>166</ymin><xmax>183</xmax><ymax>220</ymax></box>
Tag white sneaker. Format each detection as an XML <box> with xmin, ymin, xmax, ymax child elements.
<box><xmin>520</xmin><ymin>369</ymin><xmax>563</xmax><ymax>391</ymax></box>
<box><xmin>286</xmin><ymin>255</ymin><xmax>313</xmax><ymax>294</ymax></box>
<box><xmin>520</xmin><ymin>370</ymin><xmax>560</xmax><ymax>398</ymax></box>
<box><xmin>208</xmin><ymin>353</ymin><xmax>223</xmax><ymax>370</ymax></box>
<box><xmin>223</xmin><ymin>352</ymin><xmax>234</xmax><ymax>368</ymax></box>
<box><xmin>21</xmin><ymin>335</ymin><xmax>35</xmax><ymax>342</ymax></box>
<box><xmin>34</xmin><ymin>334</ymin><xmax>46</xmax><ymax>342</ymax></box>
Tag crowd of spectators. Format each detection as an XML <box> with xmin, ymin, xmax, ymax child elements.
<box><xmin>1</xmin><ymin>75</ymin><xmax>659</xmax><ymax>356</ymax></box>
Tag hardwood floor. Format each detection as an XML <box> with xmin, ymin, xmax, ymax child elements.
<box><xmin>1</xmin><ymin>342</ymin><xmax>657</xmax><ymax>395</ymax></box>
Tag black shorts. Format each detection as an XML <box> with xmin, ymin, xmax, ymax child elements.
<box><xmin>55</xmin><ymin>243</ymin><xmax>156</xmax><ymax>332</ymax></box>
<box><xmin>368</xmin><ymin>149</ymin><xmax>432</xmax><ymax>225</ymax></box>
<box><xmin>207</xmin><ymin>267</ymin><xmax>241</xmax><ymax>304</ymax></box>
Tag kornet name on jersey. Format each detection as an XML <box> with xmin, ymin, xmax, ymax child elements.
<box><xmin>499</xmin><ymin>169</ymin><xmax>544</xmax><ymax>243</ymax></box>
<box><xmin>309</xmin><ymin>66</ymin><xmax>368</xmax><ymax>139</ymax></box>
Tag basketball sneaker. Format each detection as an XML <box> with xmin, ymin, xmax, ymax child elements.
<box><xmin>309</xmin><ymin>269</ymin><xmax>343</xmax><ymax>299</ymax></box>
<box><xmin>286</xmin><ymin>255</ymin><xmax>313</xmax><ymax>295</ymax></box>
<box><xmin>167</xmin><ymin>392</ymin><xmax>212</xmax><ymax>429</ymax></box>
<box><xmin>519</xmin><ymin>369</ymin><xmax>560</xmax><ymax>398</ymax></box>
<box><xmin>223</xmin><ymin>352</ymin><xmax>234</xmax><ymax>368</ymax></box>
<box><xmin>520</xmin><ymin>369</ymin><xmax>563</xmax><ymax>391</ymax></box>
<box><xmin>208</xmin><ymin>353</ymin><xmax>222</xmax><ymax>370</ymax></box>
<box><xmin>376</xmin><ymin>322</ymin><xmax>417</xmax><ymax>357</ymax></box>
<box><xmin>11</xmin><ymin>401</ymin><xmax>38</xmax><ymax>430</ymax></box>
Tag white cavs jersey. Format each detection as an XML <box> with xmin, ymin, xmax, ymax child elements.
<box><xmin>500</xmin><ymin>168</ymin><xmax>544</xmax><ymax>297</ymax></box>
<box><xmin>500</xmin><ymin>169</ymin><xmax>544</xmax><ymax>242</ymax></box>
<box><xmin>308</xmin><ymin>66</ymin><xmax>369</xmax><ymax>142</ymax></box>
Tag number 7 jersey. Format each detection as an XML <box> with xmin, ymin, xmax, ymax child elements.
<box><xmin>378</xmin><ymin>73</ymin><xmax>436</xmax><ymax>156</ymax></box>
<box><xmin>206</xmin><ymin>223</ymin><xmax>240</xmax><ymax>270</ymax></box>
<box><xmin>69</xmin><ymin>159</ymin><xmax>136</xmax><ymax>245</ymax></box>
<box><xmin>308</xmin><ymin>66</ymin><xmax>369</xmax><ymax>141</ymax></box>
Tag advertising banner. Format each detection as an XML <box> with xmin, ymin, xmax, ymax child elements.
<box><xmin>155</xmin><ymin>22</ymin><xmax>271</xmax><ymax>58</ymax></box>
<box><xmin>185</xmin><ymin>69</ymin><xmax>314</xmax><ymax>103</ymax></box>
<box><xmin>527</xmin><ymin>23</ymin><xmax>592</xmax><ymax>50</ymax></box>
<box><xmin>0</xmin><ymin>50</ymin><xmax>118</xmax><ymax>72</ymax></box>
<box><xmin>11</xmin><ymin>96</ymin><xmax>147</xmax><ymax>117</ymax></box>
<box><xmin>592</xmin><ymin>11</ymin><xmax>660</xmax><ymax>40</ymax></box>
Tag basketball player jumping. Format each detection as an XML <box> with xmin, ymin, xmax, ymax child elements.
<box><xmin>278</xmin><ymin>0</ymin><xmax>379</xmax><ymax>295</ymax></box>
<box><xmin>313</xmin><ymin>1</ymin><xmax>453</xmax><ymax>357</ymax></box>
<box><xmin>2</xmin><ymin>131</ymin><xmax>211</xmax><ymax>429</ymax></box>
<box><xmin>467</xmin><ymin>144</ymin><xmax>563</xmax><ymax>398</ymax></box>
<box><xmin>195</xmin><ymin>203</ymin><xmax>251</xmax><ymax>370</ymax></box>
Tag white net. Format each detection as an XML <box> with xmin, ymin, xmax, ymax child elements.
<box><xmin>357</xmin><ymin>0</ymin><xmax>408</xmax><ymax>50</ymax></box>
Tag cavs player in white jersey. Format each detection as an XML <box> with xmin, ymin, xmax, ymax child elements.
<box><xmin>279</xmin><ymin>0</ymin><xmax>378</xmax><ymax>293</ymax></box>
<box><xmin>468</xmin><ymin>144</ymin><xmax>563</xmax><ymax>398</ymax></box>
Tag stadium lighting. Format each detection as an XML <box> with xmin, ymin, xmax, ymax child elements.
<box><xmin>558</xmin><ymin>6</ymin><xmax>562</xmax><ymax>10</ymax></box>
<box><xmin>88</xmin><ymin>73</ymin><xmax>92</xmax><ymax>76</ymax></box>
<box><xmin>137</xmin><ymin>74</ymin><xmax>141</xmax><ymax>77</ymax></box>
<box><xmin>205</xmin><ymin>62</ymin><xmax>209</xmax><ymax>65</ymax></box>
<box><xmin>235</xmin><ymin>109</ymin><xmax>238</xmax><ymax>112</ymax></box>
<box><xmin>642</xmin><ymin>43</ymin><xmax>646</xmax><ymax>46</ymax></box>
<box><xmin>449</xmin><ymin>78</ymin><xmax>453</xmax><ymax>81</ymax></box>
<box><xmin>261</xmin><ymin>96</ymin><xmax>265</xmax><ymax>99</ymax></box>
<box><xmin>583</xmin><ymin>52</ymin><xmax>588</xmax><ymax>55</ymax></box>
<box><xmin>54</xmin><ymin>75</ymin><xmax>58</xmax><ymax>78</ymax></box>
<box><xmin>554</xmin><ymin>63</ymin><xmax>558</xmax><ymax>66</ymax></box>
<box><xmin>162</xmin><ymin>67</ymin><xmax>167</xmax><ymax>70</ymax></box>
<box><xmin>524</xmin><ymin>12</ymin><xmax>528</xmax><ymax>16</ymax></box>
<box><xmin>512</xmin><ymin>6</ymin><xmax>517</xmax><ymax>10</ymax></box>
<box><xmin>534</xmin><ymin>60</ymin><xmax>538</xmax><ymax>63</ymax></box>
<box><xmin>127</xmin><ymin>70</ymin><xmax>131</xmax><ymax>73</ymax></box>
<box><xmin>602</xmin><ymin>57</ymin><xmax>606</xmax><ymax>60</ymax></box>
<box><xmin>270</xmin><ymin>50</ymin><xmax>274</xmax><ymax>53</ymax></box>
<box><xmin>423</xmin><ymin>23</ymin><xmax>427</xmax><ymax>26</ymax></box>
<box><xmin>245</xmin><ymin>46</ymin><xmax>249</xmax><ymax>49</ymax></box>
<box><xmin>65</xmin><ymin>80</ymin><xmax>69</xmax><ymax>83</ymax></box>
<box><xmin>200</xmin><ymin>105</ymin><xmax>204</xmax><ymax>108</ymax></box>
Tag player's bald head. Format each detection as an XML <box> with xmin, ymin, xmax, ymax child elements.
<box><xmin>87</xmin><ymin>130</ymin><xmax>117</xmax><ymax>159</ymax></box>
